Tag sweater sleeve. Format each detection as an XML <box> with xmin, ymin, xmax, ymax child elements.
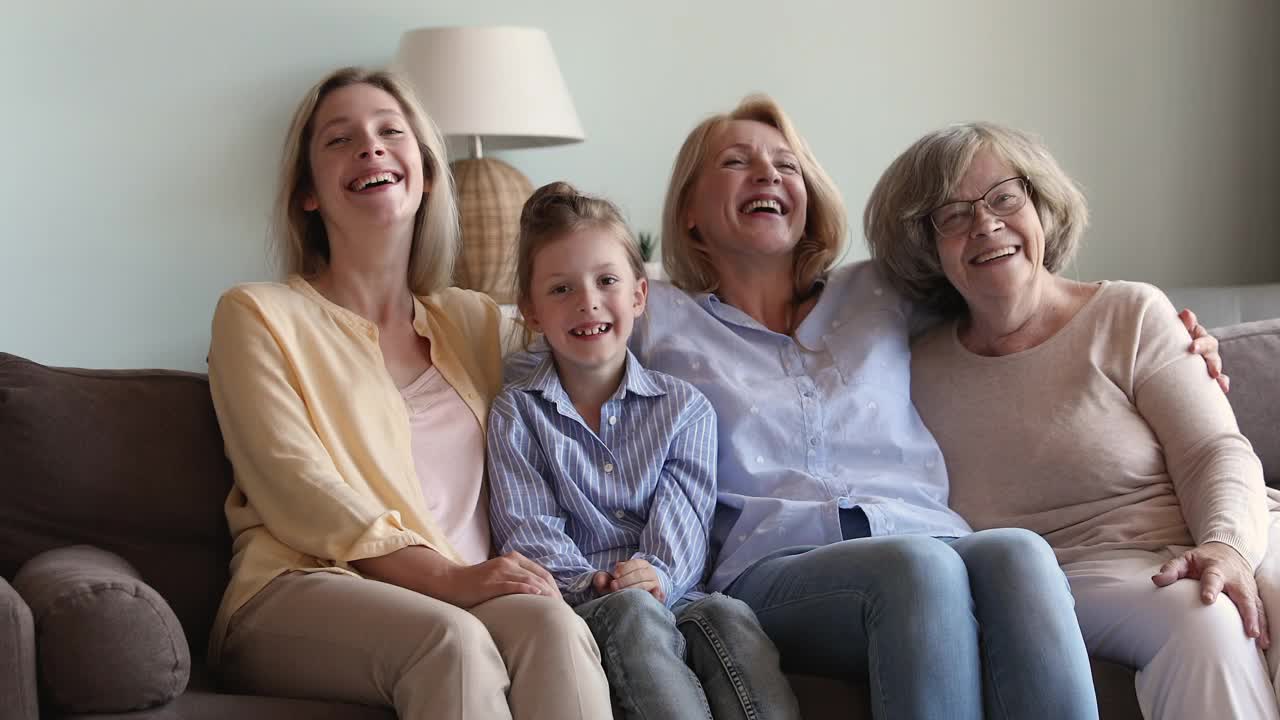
<box><xmin>1130</xmin><ymin>287</ymin><xmax>1269</xmax><ymax>567</ymax></box>
<box><xmin>208</xmin><ymin>290</ymin><xmax>438</xmax><ymax>565</ymax></box>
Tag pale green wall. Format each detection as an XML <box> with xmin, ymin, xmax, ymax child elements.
<box><xmin>3</xmin><ymin>0</ymin><xmax>1277</xmax><ymax>370</ymax></box>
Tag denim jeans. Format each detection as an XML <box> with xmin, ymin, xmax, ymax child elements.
<box><xmin>726</xmin><ymin>527</ymin><xmax>1099</xmax><ymax>720</ymax></box>
<box><xmin>574</xmin><ymin>588</ymin><xmax>801</xmax><ymax>720</ymax></box>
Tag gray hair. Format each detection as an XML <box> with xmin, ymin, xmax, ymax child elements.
<box><xmin>863</xmin><ymin>122</ymin><xmax>1088</xmax><ymax>315</ymax></box>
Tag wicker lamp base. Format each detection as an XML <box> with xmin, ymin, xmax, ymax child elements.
<box><xmin>452</xmin><ymin>157</ymin><xmax>533</xmax><ymax>304</ymax></box>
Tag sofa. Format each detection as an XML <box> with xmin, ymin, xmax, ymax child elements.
<box><xmin>2</xmin><ymin>283</ymin><xmax>1278</xmax><ymax>720</ymax></box>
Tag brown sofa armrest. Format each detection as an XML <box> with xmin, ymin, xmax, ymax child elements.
<box><xmin>13</xmin><ymin>545</ymin><xmax>190</xmax><ymax>714</ymax></box>
<box><xmin>0</xmin><ymin>575</ymin><xmax>38</xmax><ymax>720</ymax></box>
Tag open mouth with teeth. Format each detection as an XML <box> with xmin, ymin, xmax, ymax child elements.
<box><xmin>740</xmin><ymin>198</ymin><xmax>788</xmax><ymax>216</ymax></box>
<box><xmin>570</xmin><ymin>323</ymin><xmax>613</xmax><ymax>337</ymax></box>
<box><xmin>970</xmin><ymin>246</ymin><xmax>1021</xmax><ymax>266</ymax></box>
<box><xmin>348</xmin><ymin>171</ymin><xmax>403</xmax><ymax>192</ymax></box>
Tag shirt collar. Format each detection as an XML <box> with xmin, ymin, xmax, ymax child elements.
<box><xmin>698</xmin><ymin>276</ymin><xmax>829</xmax><ymax>337</ymax></box>
<box><xmin>513</xmin><ymin>349</ymin><xmax>665</xmax><ymax>406</ymax></box>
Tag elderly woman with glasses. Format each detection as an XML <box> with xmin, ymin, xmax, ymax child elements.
<box><xmin>866</xmin><ymin>121</ymin><xmax>1280</xmax><ymax>720</ymax></box>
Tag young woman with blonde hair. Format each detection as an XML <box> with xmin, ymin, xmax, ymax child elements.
<box><xmin>205</xmin><ymin>67</ymin><xmax>611</xmax><ymax>720</ymax></box>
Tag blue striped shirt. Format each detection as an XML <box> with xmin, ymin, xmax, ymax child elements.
<box><xmin>487</xmin><ymin>350</ymin><xmax>718</xmax><ymax>608</ymax></box>
<box><xmin>631</xmin><ymin>260</ymin><xmax>973</xmax><ymax>591</ymax></box>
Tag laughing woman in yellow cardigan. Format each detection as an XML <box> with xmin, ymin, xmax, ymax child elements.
<box><xmin>205</xmin><ymin>67</ymin><xmax>611</xmax><ymax>720</ymax></box>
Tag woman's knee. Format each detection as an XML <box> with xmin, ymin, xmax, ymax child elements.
<box><xmin>865</xmin><ymin>535</ymin><xmax>969</xmax><ymax>598</ymax></box>
<box><xmin>788</xmin><ymin>536</ymin><xmax>973</xmax><ymax>619</ymax></box>
<box><xmin>958</xmin><ymin>528</ymin><xmax>1061</xmax><ymax>582</ymax></box>
<box><xmin>491</xmin><ymin>594</ymin><xmax>599</xmax><ymax>649</ymax></box>
<box><xmin>428</xmin><ymin>606</ymin><xmax>501</xmax><ymax>661</ymax></box>
<box><xmin>1168</xmin><ymin>593</ymin><xmax>1259</xmax><ymax>656</ymax></box>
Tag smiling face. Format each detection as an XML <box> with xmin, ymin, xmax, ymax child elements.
<box><xmin>303</xmin><ymin>83</ymin><xmax>427</xmax><ymax>236</ymax></box>
<box><xmin>685</xmin><ymin>120</ymin><xmax>808</xmax><ymax>271</ymax></box>
<box><xmin>521</xmin><ymin>227</ymin><xmax>648</xmax><ymax>377</ymax></box>
<box><xmin>934</xmin><ymin>147</ymin><xmax>1048</xmax><ymax>308</ymax></box>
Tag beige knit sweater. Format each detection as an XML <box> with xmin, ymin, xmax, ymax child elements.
<box><xmin>911</xmin><ymin>281</ymin><xmax>1274</xmax><ymax>568</ymax></box>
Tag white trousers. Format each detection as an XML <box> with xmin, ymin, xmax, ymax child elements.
<box><xmin>1064</xmin><ymin>519</ymin><xmax>1280</xmax><ymax>720</ymax></box>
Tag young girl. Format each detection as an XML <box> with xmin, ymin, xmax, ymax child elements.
<box><xmin>487</xmin><ymin>182</ymin><xmax>801</xmax><ymax>719</ymax></box>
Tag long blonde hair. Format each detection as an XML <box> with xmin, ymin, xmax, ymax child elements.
<box><xmin>661</xmin><ymin>94</ymin><xmax>848</xmax><ymax>295</ymax></box>
<box><xmin>272</xmin><ymin>66</ymin><xmax>459</xmax><ymax>295</ymax></box>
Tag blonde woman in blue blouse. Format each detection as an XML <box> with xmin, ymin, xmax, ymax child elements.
<box><xmin>205</xmin><ymin>67</ymin><xmax>610</xmax><ymax>720</ymax></box>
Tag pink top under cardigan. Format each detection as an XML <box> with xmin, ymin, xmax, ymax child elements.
<box><xmin>400</xmin><ymin>366</ymin><xmax>492</xmax><ymax>566</ymax></box>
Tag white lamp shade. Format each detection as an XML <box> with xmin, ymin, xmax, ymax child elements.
<box><xmin>392</xmin><ymin>26</ymin><xmax>585</xmax><ymax>151</ymax></box>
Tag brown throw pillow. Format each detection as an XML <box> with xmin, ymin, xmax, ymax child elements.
<box><xmin>13</xmin><ymin>545</ymin><xmax>190</xmax><ymax>713</ymax></box>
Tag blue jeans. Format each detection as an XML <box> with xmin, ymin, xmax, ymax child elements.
<box><xmin>726</xmin><ymin>526</ymin><xmax>1098</xmax><ymax>720</ymax></box>
<box><xmin>575</xmin><ymin>588</ymin><xmax>801</xmax><ymax>720</ymax></box>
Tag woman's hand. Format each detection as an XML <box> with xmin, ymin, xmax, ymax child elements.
<box><xmin>354</xmin><ymin>546</ymin><xmax>561</xmax><ymax>608</ymax></box>
<box><xmin>609</xmin><ymin>559</ymin><xmax>666</xmax><ymax>604</ymax></box>
<box><xmin>434</xmin><ymin>551</ymin><xmax>563</xmax><ymax>608</ymax></box>
<box><xmin>1152</xmin><ymin>541</ymin><xmax>1267</xmax><ymax>648</ymax></box>
<box><xmin>1179</xmin><ymin>309</ymin><xmax>1230</xmax><ymax>393</ymax></box>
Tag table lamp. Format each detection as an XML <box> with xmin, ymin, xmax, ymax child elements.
<box><xmin>393</xmin><ymin>26</ymin><xmax>585</xmax><ymax>303</ymax></box>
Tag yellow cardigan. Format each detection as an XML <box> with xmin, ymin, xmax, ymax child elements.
<box><xmin>205</xmin><ymin>276</ymin><xmax>508</xmax><ymax>663</ymax></box>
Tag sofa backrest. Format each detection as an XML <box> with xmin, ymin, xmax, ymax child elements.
<box><xmin>1215</xmin><ymin>319</ymin><xmax>1280</xmax><ymax>487</ymax></box>
<box><xmin>0</xmin><ymin>353</ymin><xmax>232</xmax><ymax>658</ymax></box>
<box><xmin>1</xmin><ymin>315</ymin><xmax>1276</xmax><ymax>657</ymax></box>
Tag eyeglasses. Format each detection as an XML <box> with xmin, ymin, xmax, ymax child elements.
<box><xmin>927</xmin><ymin>176</ymin><xmax>1031</xmax><ymax>237</ymax></box>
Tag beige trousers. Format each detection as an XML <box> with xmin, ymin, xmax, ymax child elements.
<box><xmin>219</xmin><ymin>571</ymin><xmax>613</xmax><ymax>720</ymax></box>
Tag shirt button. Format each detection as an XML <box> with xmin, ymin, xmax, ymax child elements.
<box><xmin>750</xmin><ymin>406</ymin><xmax>759</xmax><ymax>414</ymax></box>
<box><xmin>603</xmin><ymin>463</ymin><xmax>615</xmax><ymax>473</ymax></box>
<box><xmin>831</xmin><ymin>319</ymin><xmax>842</xmax><ymax>329</ymax></box>
<box><xmin>809</xmin><ymin>437</ymin><xmax>819</xmax><ymax>446</ymax></box>
<box><xmin>608</xmin><ymin>416</ymin><xmax>618</xmax><ymax>426</ymax></box>
<box><xmin>867</xmin><ymin>401</ymin><xmax>878</xmax><ymax>411</ymax></box>
<box><xmin>802</xmin><ymin>390</ymin><xmax>814</xmax><ymax>398</ymax></box>
<box><xmin>873</xmin><ymin>288</ymin><xmax>884</xmax><ymax>296</ymax></box>
<box><xmin>738</xmin><ymin>534</ymin><xmax>748</xmax><ymax>542</ymax></box>
<box><xmin>615</xmin><ymin>510</ymin><xmax>625</xmax><ymax>519</ymax></box>
<box><xmin>807</xmin><ymin>449</ymin><xmax>816</xmax><ymax>457</ymax></box>
<box><xmin>755</xmin><ymin>455</ymin><xmax>765</xmax><ymax>464</ymax></box>
<box><xmin>925</xmin><ymin>460</ymin><xmax>936</xmax><ymax>469</ymax></box>
<box><xmin>692</xmin><ymin>361</ymin><xmax>701</xmax><ymax>370</ymax></box>
<box><xmin>872</xmin><ymin>448</ymin><xmax>881</xmax><ymax>456</ymax></box>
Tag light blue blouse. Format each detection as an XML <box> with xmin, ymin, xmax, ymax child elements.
<box><xmin>631</xmin><ymin>260</ymin><xmax>972</xmax><ymax>591</ymax></box>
